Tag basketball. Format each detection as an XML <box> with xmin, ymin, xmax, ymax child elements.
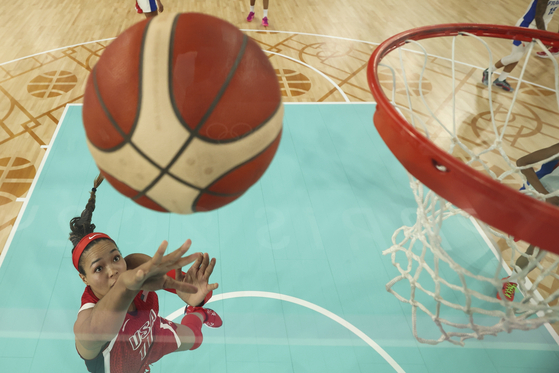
<box><xmin>82</xmin><ymin>12</ymin><xmax>283</xmax><ymax>214</ymax></box>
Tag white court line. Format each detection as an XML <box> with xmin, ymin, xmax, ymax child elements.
<box><xmin>166</xmin><ymin>291</ymin><xmax>405</xmax><ymax>373</ymax></box>
<box><xmin>263</xmin><ymin>50</ymin><xmax>350</xmax><ymax>102</ymax></box>
<box><xmin>240</xmin><ymin>29</ymin><xmax>379</xmax><ymax>46</ymax></box>
<box><xmin>0</xmin><ymin>104</ymin><xmax>78</xmax><ymax>270</ymax></box>
<box><xmin>0</xmin><ymin>38</ymin><xmax>116</xmax><ymax>67</ymax></box>
<box><xmin>470</xmin><ymin>217</ymin><xmax>559</xmax><ymax>346</ymax></box>
<box><xmin>0</xmin><ymin>31</ymin><xmax>553</xmax><ymax>93</ymax></box>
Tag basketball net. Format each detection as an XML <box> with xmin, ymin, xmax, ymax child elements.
<box><xmin>373</xmin><ymin>27</ymin><xmax>559</xmax><ymax>345</ymax></box>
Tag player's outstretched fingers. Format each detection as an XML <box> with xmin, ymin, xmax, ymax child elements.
<box><xmin>151</xmin><ymin>240</ymin><xmax>169</xmax><ymax>265</ymax></box>
<box><xmin>204</xmin><ymin>257</ymin><xmax>217</xmax><ymax>280</ymax></box>
<box><xmin>164</xmin><ymin>239</ymin><xmax>192</xmax><ymax>264</ymax></box>
<box><xmin>199</xmin><ymin>253</ymin><xmax>210</xmax><ymax>274</ymax></box>
<box><xmin>192</xmin><ymin>253</ymin><xmax>204</xmax><ymax>272</ymax></box>
<box><xmin>175</xmin><ymin>253</ymin><xmax>202</xmax><ymax>272</ymax></box>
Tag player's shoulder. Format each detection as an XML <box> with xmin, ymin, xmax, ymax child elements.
<box><xmin>80</xmin><ymin>286</ymin><xmax>99</xmax><ymax>307</ymax></box>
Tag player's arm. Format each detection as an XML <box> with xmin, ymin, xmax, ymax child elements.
<box><xmin>516</xmin><ymin>142</ymin><xmax>559</xmax><ymax>195</ymax></box>
<box><xmin>157</xmin><ymin>0</ymin><xmax>164</xmax><ymax>12</ymax></box>
<box><xmin>126</xmin><ymin>252</ymin><xmax>217</xmax><ymax>307</ymax></box>
<box><xmin>74</xmin><ymin>241</ymin><xmax>199</xmax><ymax>358</ymax></box>
<box><xmin>126</xmin><ymin>253</ymin><xmax>182</xmax><ymax>288</ymax></box>
<box><xmin>535</xmin><ymin>0</ymin><xmax>550</xmax><ymax>30</ymax></box>
<box><xmin>74</xmin><ymin>282</ymin><xmax>139</xmax><ymax>359</ymax></box>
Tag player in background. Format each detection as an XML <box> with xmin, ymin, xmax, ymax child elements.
<box><xmin>72</xmin><ymin>175</ymin><xmax>222</xmax><ymax>373</ymax></box>
<box><xmin>247</xmin><ymin>0</ymin><xmax>270</xmax><ymax>27</ymax></box>
<box><xmin>499</xmin><ymin>143</ymin><xmax>559</xmax><ymax>301</ymax></box>
<box><xmin>482</xmin><ymin>0</ymin><xmax>559</xmax><ymax>92</ymax></box>
<box><xmin>135</xmin><ymin>0</ymin><xmax>164</xmax><ymax>18</ymax></box>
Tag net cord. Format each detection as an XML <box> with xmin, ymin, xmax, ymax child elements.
<box><xmin>379</xmin><ymin>31</ymin><xmax>559</xmax><ymax>345</ymax></box>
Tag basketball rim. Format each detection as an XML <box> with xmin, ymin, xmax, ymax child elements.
<box><xmin>367</xmin><ymin>23</ymin><xmax>559</xmax><ymax>255</ymax></box>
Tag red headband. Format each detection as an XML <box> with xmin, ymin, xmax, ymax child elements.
<box><xmin>72</xmin><ymin>232</ymin><xmax>114</xmax><ymax>271</ymax></box>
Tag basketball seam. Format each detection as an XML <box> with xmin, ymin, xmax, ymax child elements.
<box><xmin>192</xmin><ymin>129</ymin><xmax>282</xmax><ymax>212</ymax></box>
<box><xmin>132</xmin><ymin>33</ymin><xmax>250</xmax><ymax>202</ymax></box>
<box><xmin>88</xmin><ymin>18</ymin><xmax>215</xmax><ymax>196</ymax></box>
<box><xmin>87</xmin><ymin>18</ymin><xmax>153</xmax><ymax>154</ymax></box>
<box><xmin>191</xmin><ymin>97</ymin><xmax>283</xmax><ymax>144</ymax></box>
<box><xmin>90</xmin><ymin>66</ymin><xmax>206</xmax><ymax>194</ymax></box>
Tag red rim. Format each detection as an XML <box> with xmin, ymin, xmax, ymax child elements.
<box><xmin>367</xmin><ymin>24</ymin><xmax>559</xmax><ymax>255</ymax></box>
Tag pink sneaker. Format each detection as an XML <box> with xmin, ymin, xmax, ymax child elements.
<box><xmin>496</xmin><ymin>277</ymin><xmax>517</xmax><ymax>301</ymax></box>
<box><xmin>262</xmin><ymin>17</ymin><xmax>269</xmax><ymax>27</ymax></box>
<box><xmin>186</xmin><ymin>306</ymin><xmax>223</xmax><ymax>328</ymax></box>
<box><xmin>247</xmin><ymin>11</ymin><xmax>255</xmax><ymax>22</ymax></box>
<box><xmin>536</xmin><ymin>46</ymin><xmax>559</xmax><ymax>58</ymax></box>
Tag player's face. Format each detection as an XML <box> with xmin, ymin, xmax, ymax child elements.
<box><xmin>80</xmin><ymin>240</ymin><xmax>127</xmax><ymax>299</ymax></box>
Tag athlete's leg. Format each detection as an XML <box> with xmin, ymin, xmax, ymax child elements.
<box><xmin>173</xmin><ymin>313</ymin><xmax>205</xmax><ymax>352</ymax></box>
<box><xmin>515</xmin><ymin>244</ymin><xmax>546</xmax><ymax>272</ymax></box>
<box><xmin>262</xmin><ymin>0</ymin><xmax>269</xmax><ymax>26</ymax></box>
<box><xmin>495</xmin><ymin>60</ymin><xmax>518</xmax><ymax>73</ymax></box>
<box><xmin>247</xmin><ymin>0</ymin><xmax>256</xmax><ymax>21</ymax></box>
<box><xmin>498</xmin><ymin>245</ymin><xmax>546</xmax><ymax>301</ymax></box>
<box><xmin>136</xmin><ymin>0</ymin><xmax>159</xmax><ymax>18</ymax></box>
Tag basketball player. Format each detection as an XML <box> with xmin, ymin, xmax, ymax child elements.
<box><xmin>482</xmin><ymin>0</ymin><xmax>559</xmax><ymax>92</ymax></box>
<box><xmin>498</xmin><ymin>142</ymin><xmax>559</xmax><ymax>301</ymax></box>
<box><xmin>135</xmin><ymin>0</ymin><xmax>164</xmax><ymax>18</ymax></box>
<box><xmin>72</xmin><ymin>175</ymin><xmax>222</xmax><ymax>373</ymax></box>
<box><xmin>246</xmin><ymin>0</ymin><xmax>270</xmax><ymax>27</ymax></box>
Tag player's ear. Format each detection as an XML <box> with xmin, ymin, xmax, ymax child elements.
<box><xmin>79</xmin><ymin>273</ymin><xmax>89</xmax><ymax>286</ymax></box>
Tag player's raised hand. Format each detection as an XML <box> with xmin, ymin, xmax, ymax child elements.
<box><xmin>120</xmin><ymin>239</ymin><xmax>199</xmax><ymax>293</ymax></box>
<box><xmin>176</xmin><ymin>252</ymin><xmax>218</xmax><ymax>306</ymax></box>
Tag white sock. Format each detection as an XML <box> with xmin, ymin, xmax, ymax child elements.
<box><xmin>250</xmin><ymin>5</ymin><xmax>254</xmax><ymax>12</ymax></box>
<box><xmin>498</xmin><ymin>72</ymin><xmax>509</xmax><ymax>82</ymax></box>
<box><xmin>263</xmin><ymin>9</ymin><xmax>268</xmax><ymax>17</ymax></box>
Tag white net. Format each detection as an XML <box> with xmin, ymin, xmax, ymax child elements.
<box><xmin>377</xmin><ymin>29</ymin><xmax>559</xmax><ymax>346</ymax></box>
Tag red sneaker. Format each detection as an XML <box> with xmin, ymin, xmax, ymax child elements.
<box><xmin>186</xmin><ymin>306</ymin><xmax>223</xmax><ymax>328</ymax></box>
<box><xmin>496</xmin><ymin>277</ymin><xmax>517</xmax><ymax>301</ymax></box>
<box><xmin>536</xmin><ymin>46</ymin><xmax>559</xmax><ymax>58</ymax></box>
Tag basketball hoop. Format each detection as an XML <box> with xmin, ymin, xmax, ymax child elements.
<box><xmin>367</xmin><ymin>24</ymin><xmax>559</xmax><ymax>345</ymax></box>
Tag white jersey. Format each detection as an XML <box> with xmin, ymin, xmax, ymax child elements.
<box><xmin>516</xmin><ymin>0</ymin><xmax>559</xmax><ymax>29</ymax></box>
<box><xmin>540</xmin><ymin>165</ymin><xmax>559</xmax><ymax>193</ymax></box>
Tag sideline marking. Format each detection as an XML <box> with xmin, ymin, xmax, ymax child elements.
<box><xmin>0</xmin><ymin>104</ymin><xmax>80</xmax><ymax>270</ymax></box>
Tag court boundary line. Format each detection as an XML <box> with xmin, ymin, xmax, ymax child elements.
<box><xmin>0</xmin><ymin>104</ymin><xmax>77</xmax><ymax>270</ymax></box>
<box><xmin>265</xmin><ymin>51</ymin><xmax>349</xmax><ymax>102</ymax></box>
<box><xmin>0</xmin><ymin>39</ymin><xmax>116</xmax><ymax>67</ymax></box>
<box><xmin>165</xmin><ymin>291</ymin><xmax>405</xmax><ymax>373</ymax></box>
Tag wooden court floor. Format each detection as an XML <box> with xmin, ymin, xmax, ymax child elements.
<box><xmin>1</xmin><ymin>0</ymin><xmax>558</xmax><ymax>335</ymax></box>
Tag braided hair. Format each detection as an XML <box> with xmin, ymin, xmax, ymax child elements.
<box><xmin>69</xmin><ymin>174</ymin><xmax>107</xmax><ymax>275</ymax></box>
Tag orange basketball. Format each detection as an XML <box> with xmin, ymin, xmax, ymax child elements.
<box><xmin>82</xmin><ymin>13</ymin><xmax>283</xmax><ymax>214</ymax></box>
